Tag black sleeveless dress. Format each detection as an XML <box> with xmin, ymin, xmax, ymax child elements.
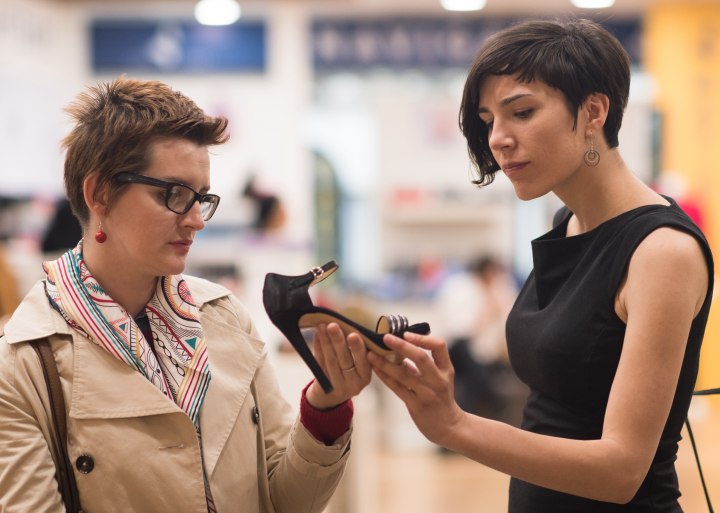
<box><xmin>506</xmin><ymin>199</ymin><xmax>714</xmax><ymax>512</ymax></box>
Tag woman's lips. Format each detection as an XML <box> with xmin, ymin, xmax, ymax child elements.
<box><xmin>503</xmin><ymin>161</ymin><xmax>528</xmax><ymax>176</ymax></box>
<box><xmin>170</xmin><ymin>240</ymin><xmax>192</xmax><ymax>253</ymax></box>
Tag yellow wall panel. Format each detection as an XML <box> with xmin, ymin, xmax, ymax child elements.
<box><xmin>646</xmin><ymin>4</ymin><xmax>720</xmax><ymax>390</ymax></box>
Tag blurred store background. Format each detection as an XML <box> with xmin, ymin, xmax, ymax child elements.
<box><xmin>1</xmin><ymin>0</ymin><xmax>719</xmax><ymax>511</ymax></box>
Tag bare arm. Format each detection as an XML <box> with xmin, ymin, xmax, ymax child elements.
<box><xmin>369</xmin><ymin>227</ymin><xmax>708</xmax><ymax>503</ymax></box>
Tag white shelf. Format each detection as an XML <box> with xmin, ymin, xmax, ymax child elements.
<box><xmin>384</xmin><ymin>201</ymin><xmax>508</xmax><ymax>225</ymax></box>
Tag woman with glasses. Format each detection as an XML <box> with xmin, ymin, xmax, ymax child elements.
<box><xmin>0</xmin><ymin>77</ymin><xmax>371</xmax><ymax>512</ymax></box>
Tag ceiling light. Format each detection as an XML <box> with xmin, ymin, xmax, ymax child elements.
<box><xmin>570</xmin><ymin>0</ymin><xmax>615</xmax><ymax>8</ymax></box>
<box><xmin>440</xmin><ymin>0</ymin><xmax>486</xmax><ymax>11</ymax></box>
<box><xmin>194</xmin><ymin>0</ymin><xmax>241</xmax><ymax>26</ymax></box>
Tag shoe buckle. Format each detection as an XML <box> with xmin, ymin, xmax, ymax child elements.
<box><xmin>310</xmin><ymin>266</ymin><xmax>325</xmax><ymax>284</ymax></box>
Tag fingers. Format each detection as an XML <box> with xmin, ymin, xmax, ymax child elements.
<box><xmin>311</xmin><ymin>324</ymin><xmax>327</xmax><ymax>367</ymax></box>
<box><xmin>384</xmin><ymin>331</ymin><xmax>453</xmax><ymax>374</ymax></box>
<box><xmin>368</xmin><ymin>350</ymin><xmax>426</xmax><ymax>398</ymax></box>
<box><xmin>402</xmin><ymin>358</ymin><xmax>421</xmax><ymax>377</ymax></box>
<box><xmin>313</xmin><ymin>325</ymin><xmax>344</xmax><ymax>375</ymax></box>
<box><xmin>406</xmin><ymin>332</ymin><xmax>454</xmax><ymax>369</ymax></box>
<box><xmin>317</xmin><ymin>323</ymin><xmax>356</xmax><ymax>374</ymax></box>
<box><xmin>307</xmin><ymin>323</ymin><xmax>371</xmax><ymax>407</ymax></box>
<box><xmin>372</xmin><ymin>360</ymin><xmax>418</xmax><ymax>403</ymax></box>
<box><xmin>367</xmin><ymin>332</ymin><xmax>454</xmax><ymax>401</ymax></box>
<box><xmin>347</xmin><ymin>332</ymin><xmax>372</xmax><ymax>381</ymax></box>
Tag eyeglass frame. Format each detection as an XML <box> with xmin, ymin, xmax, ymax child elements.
<box><xmin>113</xmin><ymin>172</ymin><xmax>221</xmax><ymax>221</ymax></box>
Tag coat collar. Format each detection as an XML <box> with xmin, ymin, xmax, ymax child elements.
<box><xmin>4</xmin><ymin>275</ymin><xmax>264</xmax><ymax>477</ymax></box>
<box><xmin>3</xmin><ymin>275</ymin><xmax>231</xmax><ymax>344</ymax></box>
<box><xmin>3</xmin><ymin>281</ymin><xmax>72</xmax><ymax>343</ymax></box>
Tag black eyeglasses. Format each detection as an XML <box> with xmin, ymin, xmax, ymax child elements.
<box><xmin>114</xmin><ymin>172</ymin><xmax>220</xmax><ymax>221</ymax></box>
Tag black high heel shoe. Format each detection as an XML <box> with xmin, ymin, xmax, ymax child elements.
<box><xmin>263</xmin><ymin>261</ymin><xmax>431</xmax><ymax>393</ymax></box>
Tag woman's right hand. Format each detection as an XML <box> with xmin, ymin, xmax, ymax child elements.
<box><xmin>367</xmin><ymin>331</ymin><xmax>465</xmax><ymax>447</ymax></box>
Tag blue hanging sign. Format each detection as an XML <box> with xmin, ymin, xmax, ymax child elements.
<box><xmin>312</xmin><ymin>17</ymin><xmax>641</xmax><ymax>71</ymax></box>
<box><xmin>92</xmin><ymin>19</ymin><xmax>266</xmax><ymax>73</ymax></box>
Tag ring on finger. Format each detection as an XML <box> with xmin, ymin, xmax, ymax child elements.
<box><xmin>341</xmin><ymin>364</ymin><xmax>356</xmax><ymax>372</ymax></box>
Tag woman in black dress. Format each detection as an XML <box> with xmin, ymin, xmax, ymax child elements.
<box><xmin>369</xmin><ymin>18</ymin><xmax>713</xmax><ymax>512</ymax></box>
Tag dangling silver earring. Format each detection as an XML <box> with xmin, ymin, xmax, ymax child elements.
<box><xmin>584</xmin><ymin>133</ymin><xmax>600</xmax><ymax>167</ymax></box>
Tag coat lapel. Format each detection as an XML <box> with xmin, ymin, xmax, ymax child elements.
<box><xmin>69</xmin><ymin>333</ymin><xmax>182</xmax><ymax>419</ymax></box>
<box><xmin>198</xmin><ymin>306</ymin><xmax>265</xmax><ymax>477</ymax></box>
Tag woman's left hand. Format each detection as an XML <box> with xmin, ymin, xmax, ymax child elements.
<box><xmin>305</xmin><ymin>323</ymin><xmax>372</xmax><ymax>410</ymax></box>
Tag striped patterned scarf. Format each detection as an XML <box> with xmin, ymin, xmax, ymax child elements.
<box><xmin>43</xmin><ymin>243</ymin><xmax>211</xmax><ymax>428</ymax></box>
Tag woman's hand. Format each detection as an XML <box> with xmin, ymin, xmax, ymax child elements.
<box><xmin>367</xmin><ymin>331</ymin><xmax>465</xmax><ymax>446</ymax></box>
<box><xmin>305</xmin><ymin>323</ymin><xmax>372</xmax><ymax>410</ymax></box>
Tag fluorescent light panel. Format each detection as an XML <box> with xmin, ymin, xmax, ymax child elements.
<box><xmin>440</xmin><ymin>0</ymin><xmax>486</xmax><ymax>11</ymax></box>
<box><xmin>194</xmin><ymin>0</ymin><xmax>241</xmax><ymax>26</ymax></box>
<box><xmin>570</xmin><ymin>0</ymin><xmax>615</xmax><ymax>8</ymax></box>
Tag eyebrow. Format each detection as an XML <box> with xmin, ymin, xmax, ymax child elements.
<box><xmin>162</xmin><ymin>175</ymin><xmax>211</xmax><ymax>193</ymax></box>
<box><xmin>478</xmin><ymin>93</ymin><xmax>533</xmax><ymax>115</ymax></box>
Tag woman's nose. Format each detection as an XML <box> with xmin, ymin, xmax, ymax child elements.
<box><xmin>182</xmin><ymin>201</ymin><xmax>206</xmax><ymax>231</ymax></box>
<box><xmin>488</xmin><ymin>122</ymin><xmax>513</xmax><ymax>152</ymax></box>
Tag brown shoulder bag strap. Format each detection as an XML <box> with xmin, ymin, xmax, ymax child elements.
<box><xmin>30</xmin><ymin>338</ymin><xmax>81</xmax><ymax>513</ymax></box>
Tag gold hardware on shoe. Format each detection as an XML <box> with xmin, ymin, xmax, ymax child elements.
<box><xmin>310</xmin><ymin>266</ymin><xmax>324</xmax><ymax>285</ymax></box>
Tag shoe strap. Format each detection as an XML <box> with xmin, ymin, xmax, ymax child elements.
<box><xmin>376</xmin><ymin>314</ymin><xmax>431</xmax><ymax>336</ymax></box>
<box><xmin>289</xmin><ymin>260</ymin><xmax>339</xmax><ymax>288</ymax></box>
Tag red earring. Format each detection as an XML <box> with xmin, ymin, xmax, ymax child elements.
<box><xmin>94</xmin><ymin>224</ymin><xmax>107</xmax><ymax>244</ymax></box>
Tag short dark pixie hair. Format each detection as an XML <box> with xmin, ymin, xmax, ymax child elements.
<box><xmin>459</xmin><ymin>18</ymin><xmax>631</xmax><ymax>186</ymax></box>
<box><xmin>62</xmin><ymin>77</ymin><xmax>229</xmax><ymax>225</ymax></box>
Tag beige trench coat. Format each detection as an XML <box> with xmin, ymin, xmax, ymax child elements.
<box><xmin>0</xmin><ymin>276</ymin><xmax>351</xmax><ymax>513</ymax></box>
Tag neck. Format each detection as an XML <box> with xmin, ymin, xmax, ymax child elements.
<box><xmin>81</xmin><ymin>237</ymin><xmax>157</xmax><ymax>317</ymax></box>
<box><xmin>554</xmin><ymin>150</ymin><xmax>667</xmax><ymax>235</ymax></box>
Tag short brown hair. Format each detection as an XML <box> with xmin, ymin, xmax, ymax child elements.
<box><xmin>460</xmin><ymin>18</ymin><xmax>630</xmax><ymax>186</ymax></box>
<box><xmin>62</xmin><ymin>77</ymin><xmax>229</xmax><ymax>225</ymax></box>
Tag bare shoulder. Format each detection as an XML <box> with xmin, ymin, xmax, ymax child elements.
<box><xmin>627</xmin><ymin>226</ymin><xmax>709</xmax><ymax>314</ymax></box>
<box><xmin>632</xmin><ymin>226</ymin><xmax>707</xmax><ymax>268</ymax></box>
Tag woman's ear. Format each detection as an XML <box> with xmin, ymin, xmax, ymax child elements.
<box><xmin>583</xmin><ymin>93</ymin><xmax>610</xmax><ymax>135</ymax></box>
<box><xmin>82</xmin><ymin>172</ymin><xmax>109</xmax><ymax>218</ymax></box>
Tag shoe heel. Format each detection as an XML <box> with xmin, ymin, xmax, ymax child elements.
<box><xmin>276</xmin><ymin>317</ymin><xmax>333</xmax><ymax>393</ymax></box>
<box><xmin>263</xmin><ymin>262</ymin><xmax>339</xmax><ymax>393</ymax></box>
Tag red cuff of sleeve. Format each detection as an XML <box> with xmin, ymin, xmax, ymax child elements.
<box><xmin>299</xmin><ymin>381</ymin><xmax>353</xmax><ymax>445</ymax></box>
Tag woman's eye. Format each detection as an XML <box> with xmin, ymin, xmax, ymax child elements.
<box><xmin>515</xmin><ymin>108</ymin><xmax>533</xmax><ymax>119</ymax></box>
<box><xmin>166</xmin><ymin>189</ymin><xmax>182</xmax><ymax>201</ymax></box>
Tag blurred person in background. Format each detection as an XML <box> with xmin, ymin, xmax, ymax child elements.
<box><xmin>369</xmin><ymin>18</ymin><xmax>713</xmax><ymax>512</ymax></box>
<box><xmin>0</xmin><ymin>77</ymin><xmax>371</xmax><ymax>513</ymax></box>
<box><xmin>436</xmin><ymin>255</ymin><xmax>523</xmax><ymax>424</ymax></box>
<box><xmin>241</xmin><ymin>174</ymin><xmax>288</xmax><ymax>234</ymax></box>
<box><xmin>40</xmin><ymin>197</ymin><xmax>83</xmax><ymax>257</ymax></box>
